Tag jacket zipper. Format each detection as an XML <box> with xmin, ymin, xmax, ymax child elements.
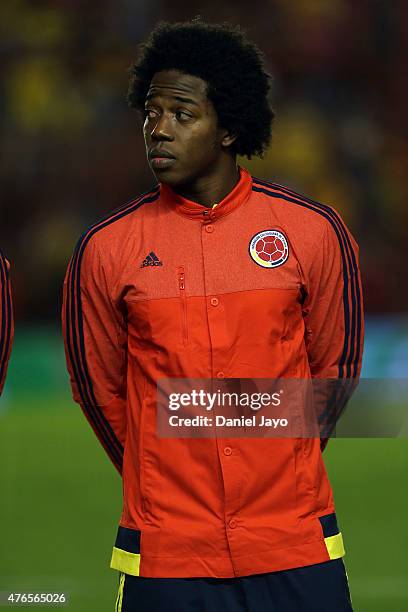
<box><xmin>178</xmin><ymin>267</ymin><xmax>188</xmax><ymax>345</ymax></box>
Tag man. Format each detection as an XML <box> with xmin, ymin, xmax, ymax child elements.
<box><xmin>62</xmin><ymin>20</ymin><xmax>363</xmax><ymax>612</ymax></box>
<box><xmin>0</xmin><ymin>250</ymin><xmax>14</xmax><ymax>395</ymax></box>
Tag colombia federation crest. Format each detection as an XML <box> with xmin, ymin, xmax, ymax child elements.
<box><xmin>249</xmin><ymin>229</ymin><xmax>289</xmax><ymax>268</ymax></box>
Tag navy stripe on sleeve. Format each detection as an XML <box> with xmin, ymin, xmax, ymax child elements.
<box><xmin>65</xmin><ymin>187</ymin><xmax>160</xmax><ymax>471</ymax></box>
<box><xmin>257</xmin><ymin>178</ymin><xmax>363</xmax><ymax>377</ymax></box>
<box><xmin>252</xmin><ymin>179</ymin><xmax>362</xmax><ymax>379</ymax></box>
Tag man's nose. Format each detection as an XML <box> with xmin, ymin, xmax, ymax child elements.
<box><xmin>150</xmin><ymin>114</ymin><xmax>174</xmax><ymax>141</ymax></box>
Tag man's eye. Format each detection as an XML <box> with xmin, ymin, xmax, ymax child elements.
<box><xmin>144</xmin><ymin>109</ymin><xmax>158</xmax><ymax>119</ymax></box>
<box><xmin>176</xmin><ymin>111</ymin><xmax>192</xmax><ymax>121</ymax></box>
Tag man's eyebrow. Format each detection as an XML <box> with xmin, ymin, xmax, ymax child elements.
<box><xmin>173</xmin><ymin>96</ymin><xmax>199</xmax><ymax>106</ymax></box>
<box><xmin>145</xmin><ymin>93</ymin><xmax>199</xmax><ymax>106</ymax></box>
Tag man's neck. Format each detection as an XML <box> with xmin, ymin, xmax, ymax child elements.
<box><xmin>173</xmin><ymin>161</ymin><xmax>240</xmax><ymax>208</ymax></box>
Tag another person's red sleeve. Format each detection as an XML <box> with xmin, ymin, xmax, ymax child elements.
<box><xmin>0</xmin><ymin>252</ymin><xmax>14</xmax><ymax>395</ymax></box>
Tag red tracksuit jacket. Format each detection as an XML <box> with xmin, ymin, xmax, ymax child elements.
<box><xmin>0</xmin><ymin>251</ymin><xmax>13</xmax><ymax>395</ymax></box>
<box><xmin>62</xmin><ymin>166</ymin><xmax>364</xmax><ymax>578</ymax></box>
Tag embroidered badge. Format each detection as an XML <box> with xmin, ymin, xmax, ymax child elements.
<box><xmin>249</xmin><ymin>230</ymin><xmax>289</xmax><ymax>268</ymax></box>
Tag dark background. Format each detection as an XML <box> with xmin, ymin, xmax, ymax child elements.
<box><xmin>0</xmin><ymin>0</ymin><xmax>407</xmax><ymax>322</ymax></box>
<box><xmin>0</xmin><ymin>2</ymin><xmax>407</xmax><ymax>611</ymax></box>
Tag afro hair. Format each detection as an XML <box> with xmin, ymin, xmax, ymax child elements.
<box><xmin>127</xmin><ymin>19</ymin><xmax>275</xmax><ymax>159</ymax></box>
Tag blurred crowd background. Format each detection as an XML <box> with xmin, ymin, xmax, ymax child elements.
<box><xmin>0</xmin><ymin>0</ymin><xmax>407</xmax><ymax>322</ymax></box>
<box><xmin>1</xmin><ymin>3</ymin><xmax>407</xmax><ymax>610</ymax></box>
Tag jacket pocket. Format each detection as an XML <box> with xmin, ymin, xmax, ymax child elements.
<box><xmin>178</xmin><ymin>266</ymin><xmax>188</xmax><ymax>345</ymax></box>
<box><xmin>138</xmin><ymin>374</ymin><xmax>149</xmax><ymax>516</ymax></box>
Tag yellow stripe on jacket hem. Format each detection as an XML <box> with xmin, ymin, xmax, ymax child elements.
<box><xmin>110</xmin><ymin>547</ymin><xmax>141</xmax><ymax>576</ymax></box>
<box><xmin>110</xmin><ymin>535</ymin><xmax>344</xmax><ymax>576</ymax></box>
<box><xmin>325</xmin><ymin>532</ymin><xmax>345</xmax><ymax>559</ymax></box>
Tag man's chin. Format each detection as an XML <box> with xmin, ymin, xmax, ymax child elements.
<box><xmin>150</xmin><ymin>166</ymin><xmax>185</xmax><ymax>187</ymax></box>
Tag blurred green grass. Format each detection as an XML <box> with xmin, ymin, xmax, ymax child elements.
<box><xmin>0</xmin><ymin>399</ymin><xmax>407</xmax><ymax>611</ymax></box>
<box><xmin>0</xmin><ymin>327</ymin><xmax>407</xmax><ymax>610</ymax></box>
<box><xmin>0</xmin><ymin>400</ymin><xmax>121</xmax><ymax>611</ymax></box>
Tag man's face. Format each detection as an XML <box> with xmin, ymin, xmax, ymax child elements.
<box><xmin>143</xmin><ymin>70</ymin><xmax>231</xmax><ymax>188</ymax></box>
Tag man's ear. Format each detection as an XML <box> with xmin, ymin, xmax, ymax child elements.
<box><xmin>221</xmin><ymin>130</ymin><xmax>237</xmax><ymax>148</ymax></box>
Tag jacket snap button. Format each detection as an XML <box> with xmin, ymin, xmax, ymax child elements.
<box><xmin>216</xmin><ymin>371</ymin><xmax>225</xmax><ymax>379</ymax></box>
<box><xmin>224</xmin><ymin>447</ymin><xmax>232</xmax><ymax>456</ymax></box>
<box><xmin>210</xmin><ymin>297</ymin><xmax>219</xmax><ymax>306</ymax></box>
<box><xmin>205</xmin><ymin>225</ymin><xmax>214</xmax><ymax>233</ymax></box>
<box><xmin>228</xmin><ymin>519</ymin><xmax>237</xmax><ymax>529</ymax></box>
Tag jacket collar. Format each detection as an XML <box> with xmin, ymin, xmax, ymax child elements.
<box><xmin>160</xmin><ymin>166</ymin><xmax>253</xmax><ymax>221</ymax></box>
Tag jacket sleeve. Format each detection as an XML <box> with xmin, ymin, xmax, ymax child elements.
<box><xmin>302</xmin><ymin>213</ymin><xmax>364</xmax><ymax>450</ymax></box>
<box><xmin>62</xmin><ymin>235</ymin><xmax>127</xmax><ymax>474</ymax></box>
<box><xmin>0</xmin><ymin>253</ymin><xmax>14</xmax><ymax>395</ymax></box>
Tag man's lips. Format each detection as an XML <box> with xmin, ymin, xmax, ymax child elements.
<box><xmin>149</xmin><ymin>149</ymin><xmax>176</xmax><ymax>160</ymax></box>
<box><xmin>149</xmin><ymin>150</ymin><xmax>176</xmax><ymax>169</ymax></box>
